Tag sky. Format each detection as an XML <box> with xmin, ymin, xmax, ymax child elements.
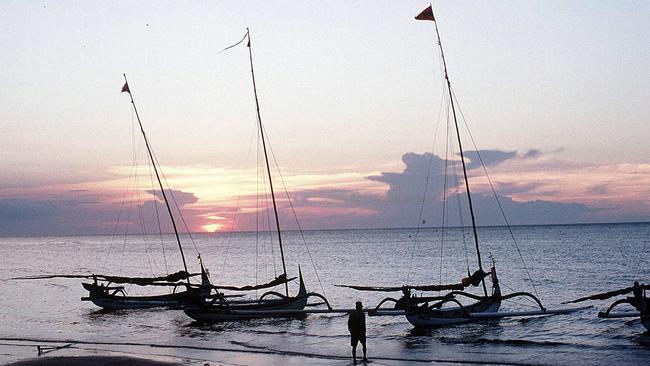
<box><xmin>0</xmin><ymin>1</ymin><xmax>649</xmax><ymax>235</ymax></box>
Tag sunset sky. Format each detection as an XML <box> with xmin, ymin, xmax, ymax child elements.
<box><xmin>1</xmin><ymin>1</ymin><xmax>649</xmax><ymax>235</ymax></box>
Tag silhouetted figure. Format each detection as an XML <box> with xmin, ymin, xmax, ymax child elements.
<box><xmin>348</xmin><ymin>301</ymin><xmax>367</xmax><ymax>363</ymax></box>
<box><xmin>395</xmin><ymin>287</ymin><xmax>412</xmax><ymax>309</ymax></box>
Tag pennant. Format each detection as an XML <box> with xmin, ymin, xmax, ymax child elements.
<box><xmin>415</xmin><ymin>6</ymin><xmax>435</xmax><ymax>21</ymax></box>
<box><xmin>219</xmin><ymin>30</ymin><xmax>249</xmax><ymax>53</ymax></box>
<box><xmin>121</xmin><ymin>82</ymin><xmax>130</xmax><ymax>94</ymax></box>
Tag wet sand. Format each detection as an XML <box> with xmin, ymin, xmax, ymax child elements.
<box><xmin>6</xmin><ymin>355</ymin><xmax>183</xmax><ymax>366</ymax></box>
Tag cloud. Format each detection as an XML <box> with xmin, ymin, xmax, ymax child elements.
<box><xmin>463</xmin><ymin>149</ymin><xmax>517</xmax><ymax>170</ymax></box>
<box><xmin>0</xmin><ymin>196</ymin><xmax>115</xmax><ymax>235</ymax></box>
<box><xmin>1</xmin><ymin>149</ymin><xmax>647</xmax><ymax>235</ymax></box>
<box><xmin>0</xmin><ymin>189</ymin><xmax>204</xmax><ymax>236</ymax></box>
<box><xmin>523</xmin><ymin>149</ymin><xmax>542</xmax><ymax>159</ymax></box>
<box><xmin>215</xmin><ymin>150</ymin><xmax>595</xmax><ymax>231</ymax></box>
<box><xmin>148</xmin><ymin>189</ymin><xmax>199</xmax><ymax>206</ymax></box>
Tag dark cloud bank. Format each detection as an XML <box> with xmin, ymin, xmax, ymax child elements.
<box><xmin>0</xmin><ymin>190</ymin><xmax>197</xmax><ymax>236</ymax></box>
<box><xmin>0</xmin><ymin>150</ymin><xmax>621</xmax><ymax>235</ymax></box>
<box><xmin>287</xmin><ymin>151</ymin><xmax>593</xmax><ymax>230</ymax></box>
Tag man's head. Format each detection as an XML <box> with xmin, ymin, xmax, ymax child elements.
<box><xmin>356</xmin><ymin>301</ymin><xmax>363</xmax><ymax>310</ymax></box>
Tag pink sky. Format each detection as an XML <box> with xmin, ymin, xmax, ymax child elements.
<box><xmin>1</xmin><ymin>149</ymin><xmax>648</xmax><ymax>235</ymax></box>
<box><xmin>0</xmin><ymin>2</ymin><xmax>648</xmax><ymax>235</ymax></box>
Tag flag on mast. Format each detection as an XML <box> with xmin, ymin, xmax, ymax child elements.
<box><xmin>415</xmin><ymin>6</ymin><xmax>435</xmax><ymax>21</ymax></box>
<box><xmin>121</xmin><ymin>82</ymin><xmax>130</xmax><ymax>94</ymax></box>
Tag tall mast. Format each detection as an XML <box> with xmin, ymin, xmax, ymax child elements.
<box><xmin>122</xmin><ymin>74</ymin><xmax>190</xmax><ymax>277</ymax></box>
<box><xmin>245</xmin><ymin>29</ymin><xmax>289</xmax><ymax>297</ymax></box>
<box><xmin>430</xmin><ymin>12</ymin><xmax>487</xmax><ymax>295</ymax></box>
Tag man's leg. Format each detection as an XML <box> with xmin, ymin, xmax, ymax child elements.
<box><xmin>361</xmin><ymin>338</ymin><xmax>367</xmax><ymax>361</ymax></box>
<box><xmin>352</xmin><ymin>339</ymin><xmax>357</xmax><ymax>362</ymax></box>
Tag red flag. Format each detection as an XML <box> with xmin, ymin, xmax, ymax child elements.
<box><xmin>415</xmin><ymin>6</ymin><xmax>435</xmax><ymax>21</ymax></box>
<box><xmin>121</xmin><ymin>82</ymin><xmax>130</xmax><ymax>94</ymax></box>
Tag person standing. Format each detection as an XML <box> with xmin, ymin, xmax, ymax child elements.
<box><xmin>348</xmin><ymin>301</ymin><xmax>367</xmax><ymax>363</ymax></box>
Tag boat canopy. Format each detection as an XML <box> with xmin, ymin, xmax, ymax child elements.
<box><xmin>336</xmin><ymin>269</ymin><xmax>489</xmax><ymax>292</ymax></box>
<box><xmin>12</xmin><ymin>270</ymin><xmax>200</xmax><ymax>286</ymax></box>
<box><xmin>209</xmin><ymin>274</ymin><xmax>295</xmax><ymax>292</ymax></box>
<box><xmin>566</xmin><ymin>284</ymin><xmax>650</xmax><ymax>304</ymax></box>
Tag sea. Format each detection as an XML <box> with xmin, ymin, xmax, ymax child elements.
<box><xmin>1</xmin><ymin>223</ymin><xmax>649</xmax><ymax>365</ymax></box>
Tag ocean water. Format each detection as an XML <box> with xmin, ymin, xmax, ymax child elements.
<box><xmin>1</xmin><ymin>223</ymin><xmax>649</xmax><ymax>365</ymax></box>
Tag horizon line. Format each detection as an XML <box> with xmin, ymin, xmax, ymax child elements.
<box><xmin>2</xmin><ymin>220</ymin><xmax>649</xmax><ymax>238</ymax></box>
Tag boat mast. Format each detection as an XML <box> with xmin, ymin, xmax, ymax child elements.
<box><xmin>245</xmin><ymin>29</ymin><xmax>289</xmax><ymax>297</ymax></box>
<box><xmin>122</xmin><ymin>74</ymin><xmax>190</xmax><ymax>277</ymax></box>
<box><xmin>430</xmin><ymin>11</ymin><xmax>487</xmax><ymax>295</ymax></box>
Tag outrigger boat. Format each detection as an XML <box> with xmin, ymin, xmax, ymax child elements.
<box><xmin>13</xmin><ymin>76</ymin><xmax>214</xmax><ymax>310</ymax></box>
<box><xmin>81</xmin><ymin>78</ymin><xmax>217</xmax><ymax>310</ymax></box>
<box><xmin>337</xmin><ymin>6</ymin><xmax>588</xmax><ymax>327</ymax></box>
<box><xmin>182</xmin><ymin>29</ymin><xmax>330</xmax><ymax>322</ymax></box>
<box><xmin>566</xmin><ymin>282</ymin><xmax>650</xmax><ymax>331</ymax></box>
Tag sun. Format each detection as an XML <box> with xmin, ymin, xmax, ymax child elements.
<box><xmin>201</xmin><ymin>223</ymin><xmax>222</xmax><ymax>233</ymax></box>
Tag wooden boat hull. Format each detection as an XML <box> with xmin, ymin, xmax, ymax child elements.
<box><xmin>82</xmin><ymin>293</ymin><xmax>187</xmax><ymax>310</ymax></box>
<box><xmin>81</xmin><ymin>282</ymin><xmax>202</xmax><ymax>310</ymax></box>
<box><xmin>405</xmin><ymin>297</ymin><xmax>501</xmax><ymax>327</ymax></box>
<box><xmin>641</xmin><ymin>314</ymin><xmax>650</xmax><ymax>331</ymax></box>
<box><xmin>642</xmin><ymin>305</ymin><xmax>650</xmax><ymax>331</ymax></box>
<box><xmin>184</xmin><ymin>294</ymin><xmax>309</xmax><ymax>322</ymax></box>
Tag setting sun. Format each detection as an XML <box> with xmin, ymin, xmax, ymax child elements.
<box><xmin>201</xmin><ymin>223</ymin><xmax>222</xmax><ymax>233</ymax></box>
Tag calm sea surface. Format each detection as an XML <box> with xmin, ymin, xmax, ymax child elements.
<box><xmin>1</xmin><ymin>223</ymin><xmax>649</xmax><ymax>365</ymax></box>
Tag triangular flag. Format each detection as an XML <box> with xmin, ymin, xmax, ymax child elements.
<box><xmin>121</xmin><ymin>82</ymin><xmax>130</xmax><ymax>94</ymax></box>
<box><xmin>415</xmin><ymin>6</ymin><xmax>435</xmax><ymax>21</ymax></box>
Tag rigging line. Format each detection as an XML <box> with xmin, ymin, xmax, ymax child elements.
<box><xmin>500</xmin><ymin>280</ymin><xmax>539</xmax><ymax>307</ymax></box>
<box><xmin>632</xmin><ymin>226</ymin><xmax>650</xmax><ymax>281</ymax></box>
<box><xmin>260</xmin><ymin>178</ymin><xmax>275</xmax><ymax>283</ymax></box>
<box><xmin>219</xmin><ymin>123</ymin><xmax>258</xmax><ymax>281</ymax></box>
<box><xmin>405</xmin><ymin>84</ymin><xmax>446</xmax><ymax>284</ymax></box>
<box><xmin>119</xmin><ymin>147</ymin><xmax>143</xmax><ymax>273</ymax></box>
<box><xmin>406</xmin><ymin>135</ymin><xmax>441</xmax><ymax>276</ymax></box>
<box><xmin>255</xmin><ymin>154</ymin><xmax>278</xmax><ymax>279</ymax></box>
<box><xmin>256</xmin><ymin>128</ymin><xmax>270</xmax><ymax>278</ymax></box>
<box><xmin>147</xmin><ymin>151</ymin><xmax>168</xmax><ymax>276</ymax></box>
<box><xmin>262</xmin><ymin>123</ymin><xmax>327</xmax><ymax>296</ymax></box>
<box><xmin>451</xmin><ymin>88</ymin><xmax>541</xmax><ymax>302</ymax></box>
<box><xmin>439</xmin><ymin>101</ymin><xmax>451</xmax><ymax>286</ymax></box>
<box><xmin>246</xmin><ymin>28</ymin><xmax>289</xmax><ymax>296</ymax></box>
<box><xmin>450</xmin><ymin>143</ymin><xmax>471</xmax><ymax>275</ymax></box>
<box><xmin>262</xmin><ymin>166</ymin><xmax>278</xmax><ymax>279</ymax></box>
<box><xmin>123</xmin><ymin>75</ymin><xmax>189</xmax><ymax>277</ymax></box>
<box><xmin>134</xmin><ymin>169</ymin><xmax>156</xmax><ymax>277</ymax></box>
<box><xmin>503</xmin><ymin>297</ymin><xmax>538</xmax><ymax>309</ymax></box>
<box><xmin>406</xmin><ymin>48</ymin><xmax>446</xmax><ymax>283</ymax></box>
<box><xmin>133</xmin><ymin>165</ymin><xmax>151</xmax><ymax>271</ymax></box>
<box><xmin>103</xmin><ymin>107</ymin><xmax>140</xmax><ymax>272</ymax></box>
<box><xmin>256</xmin><ymin>122</ymin><xmax>261</xmax><ymax>291</ymax></box>
<box><xmin>255</xmin><ymin>135</ymin><xmax>266</xmax><ymax>281</ymax></box>
<box><xmin>104</xmin><ymin>164</ymin><xmax>132</xmax><ymax>272</ymax></box>
<box><xmin>431</xmin><ymin>14</ymin><xmax>487</xmax><ymax>296</ymax></box>
<box><xmin>150</xmin><ymin>150</ymin><xmax>201</xmax><ymax>258</ymax></box>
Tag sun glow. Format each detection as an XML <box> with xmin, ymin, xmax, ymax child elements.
<box><xmin>201</xmin><ymin>223</ymin><xmax>223</xmax><ymax>233</ymax></box>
